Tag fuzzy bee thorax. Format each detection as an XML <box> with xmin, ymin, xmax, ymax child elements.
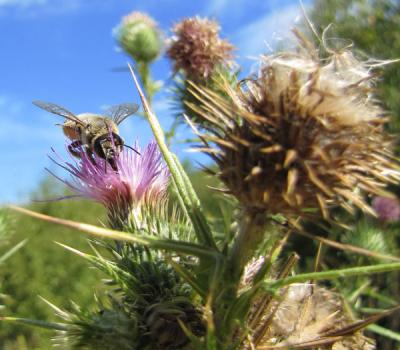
<box><xmin>62</xmin><ymin>113</ymin><xmax>119</xmax><ymax>142</ymax></box>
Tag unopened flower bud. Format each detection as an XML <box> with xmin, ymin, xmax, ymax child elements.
<box><xmin>117</xmin><ymin>12</ymin><xmax>162</xmax><ymax>63</ymax></box>
<box><xmin>372</xmin><ymin>196</ymin><xmax>400</xmax><ymax>222</ymax></box>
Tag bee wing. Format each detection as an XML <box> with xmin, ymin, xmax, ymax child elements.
<box><xmin>105</xmin><ymin>103</ymin><xmax>139</xmax><ymax>125</ymax></box>
<box><xmin>32</xmin><ymin>100</ymin><xmax>86</xmax><ymax>126</ymax></box>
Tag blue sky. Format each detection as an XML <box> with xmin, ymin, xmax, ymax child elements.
<box><xmin>0</xmin><ymin>0</ymin><xmax>307</xmax><ymax>203</ymax></box>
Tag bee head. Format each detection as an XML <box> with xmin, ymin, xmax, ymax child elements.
<box><xmin>93</xmin><ymin>132</ymin><xmax>124</xmax><ymax>170</ymax></box>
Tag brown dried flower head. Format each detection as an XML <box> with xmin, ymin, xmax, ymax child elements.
<box><xmin>167</xmin><ymin>16</ymin><xmax>234</xmax><ymax>81</ymax></box>
<box><xmin>249</xmin><ymin>283</ymin><xmax>375</xmax><ymax>349</ymax></box>
<box><xmin>186</xmin><ymin>38</ymin><xmax>400</xmax><ymax>221</ymax></box>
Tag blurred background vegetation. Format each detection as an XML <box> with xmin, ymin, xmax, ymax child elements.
<box><xmin>1</xmin><ymin>0</ymin><xmax>400</xmax><ymax>349</ymax></box>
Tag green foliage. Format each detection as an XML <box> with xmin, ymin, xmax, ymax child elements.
<box><xmin>0</xmin><ymin>177</ymin><xmax>106</xmax><ymax>349</ymax></box>
<box><xmin>0</xmin><ymin>211</ymin><xmax>26</xmax><ymax>312</ymax></box>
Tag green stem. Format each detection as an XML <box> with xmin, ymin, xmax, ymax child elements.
<box><xmin>228</xmin><ymin>209</ymin><xmax>268</xmax><ymax>281</ymax></box>
<box><xmin>367</xmin><ymin>324</ymin><xmax>400</xmax><ymax>343</ymax></box>
<box><xmin>266</xmin><ymin>262</ymin><xmax>400</xmax><ymax>290</ymax></box>
<box><xmin>129</xmin><ymin>64</ymin><xmax>217</xmax><ymax>250</ymax></box>
<box><xmin>215</xmin><ymin>209</ymin><xmax>269</xmax><ymax>346</ymax></box>
<box><xmin>137</xmin><ymin>61</ymin><xmax>153</xmax><ymax>104</ymax></box>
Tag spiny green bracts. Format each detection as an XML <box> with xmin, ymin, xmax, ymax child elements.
<box><xmin>117</xmin><ymin>12</ymin><xmax>162</xmax><ymax>64</ymax></box>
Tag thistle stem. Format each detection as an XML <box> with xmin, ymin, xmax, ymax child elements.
<box><xmin>266</xmin><ymin>262</ymin><xmax>400</xmax><ymax>290</ymax></box>
<box><xmin>137</xmin><ymin>61</ymin><xmax>153</xmax><ymax>104</ymax></box>
<box><xmin>228</xmin><ymin>208</ymin><xmax>268</xmax><ymax>281</ymax></box>
<box><xmin>216</xmin><ymin>208</ymin><xmax>268</xmax><ymax>345</ymax></box>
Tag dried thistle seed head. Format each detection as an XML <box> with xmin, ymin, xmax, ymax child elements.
<box><xmin>167</xmin><ymin>16</ymin><xmax>234</xmax><ymax>81</ymax></box>
<box><xmin>144</xmin><ymin>300</ymin><xmax>205</xmax><ymax>349</ymax></box>
<box><xmin>251</xmin><ymin>284</ymin><xmax>375</xmax><ymax>349</ymax></box>
<box><xmin>117</xmin><ymin>11</ymin><xmax>162</xmax><ymax>63</ymax></box>
<box><xmin>187</xmin><ymin>40</ymin><xmax>400</xmax><ymax>221</ymax></box>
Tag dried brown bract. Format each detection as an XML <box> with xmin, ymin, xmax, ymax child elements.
<box><xmin>167</xmin><ymin>16</ymin><xmax>234</xmax><ymax>81</ymax></box>
<box><xmin>250</xmin><ymin>284</ymin><xmax>375</xmax><ymax>349</ymax></box>
<box><xmin>186</xmin><ymin>40</ymin><xmax>400</xmax><ymax>221</ymax></box>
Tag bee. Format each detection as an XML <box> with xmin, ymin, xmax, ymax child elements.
<box><xmin>33</xmin><ymin>100</ymin><xmax>140</xmax><ymax>171</ymax></box>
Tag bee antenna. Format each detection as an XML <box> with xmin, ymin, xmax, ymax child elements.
<box><xmin>124</xmin><ymin>144</ymin><xmax>140</xmax><ymax>155</ymax></box>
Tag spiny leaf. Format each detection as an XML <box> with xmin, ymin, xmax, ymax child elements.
<box><xmin>8</xmin><ymin>205</ymin><xmax>220</xmax><ymax>260</ymax></box>
<box><xmin>0</xmin><ymin>316</ymin><xmax>68</xmax><ymax>331</ymax></box>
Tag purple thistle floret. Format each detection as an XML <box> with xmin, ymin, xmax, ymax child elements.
<box><xmin>372</xmin><ymin>196</ymin><xmax>400</xmax><ymax>222</ymax></box>
<box><xmin>51</xmin><ymin>141</ymin><xmax>169</xmax><ymax>228</ymax></box>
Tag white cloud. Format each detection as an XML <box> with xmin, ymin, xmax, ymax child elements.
<box><xmin>232</xmin><ymin>3</ymin><xmax>304</xmax><ymax>59</ymax></box>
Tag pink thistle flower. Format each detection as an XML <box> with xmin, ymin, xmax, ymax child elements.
<box><xmin>50</xmin><ymin>141</ymin><xmax>170</xmax><ymax>229</ymax></box>
<box><xmin>372</xmin><ymin>196</ymin><xmax>400</xmax><ymax>222</ymax></box>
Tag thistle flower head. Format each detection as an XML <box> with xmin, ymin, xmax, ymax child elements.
<box><xmin>167</xmin><ymin>16</ymin><xmax>234</xmax><ymax>81</ymax></box>
<box><xmin>187</xmin><ymin>38</ymin><xmax>400</xmax><ymax>221</ymax></box>
<box><xmin>117</xmin><ymin>11</ymin><xmax>162</xmax><ymax>63</ymax></box>
<box><xmin>52</xmin><ymin>141</ymin><xmax>169</xmax><ymax>228</ymax></box>
<box><xmin>144</xmin><ymin>300</ymin><xmax>205</xmax><ymax>349</ymax></box>
<box><xmin>372</xmin><ymin>196</ymin><xmax>400</xmax><ymax>222</ymax></box>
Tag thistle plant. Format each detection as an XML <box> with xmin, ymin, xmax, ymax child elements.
<box><xmin>4</xmin><ymin>16</ymin><xmax>400</xmax><ymax>350</ymax></box>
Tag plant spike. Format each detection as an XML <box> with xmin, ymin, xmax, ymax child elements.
<box><xmin>128</xmin><ymin>63</ymin><xmax>218</xmax><ymax>250</ymax></box>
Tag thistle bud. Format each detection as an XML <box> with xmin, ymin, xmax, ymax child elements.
<box><xmin>145</xmin><ymin>300</ymin><xmax>205</xmax><ymax>349</ymax></box>
<box><xmin>372</xmin><ymin>196</ymin><xmax>400</xmax><ymax>222</ymax></box>
<box><xmin>167</xmin><ymin>17</ymin><xmax>234</xmax><ymax>81</ymax></box>
<box><xmin>117</xmin><ymin>12</ymin><xmax>162</xmax><ymax>63</ymax></box>
<box><xmin>56</xmin><ymin>306</ymin><xmax>139</xmax><ymax>349</ymax></box>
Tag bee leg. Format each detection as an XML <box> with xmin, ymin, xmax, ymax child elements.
<box><xmin>68</xmin><ymin>140</ymin><xmax>83</xmax><ymax>158</ymax></box>
<box><xmin>85</xmin><ymin>148</ymin><xmax>97</xmax><ymax>167</ymax></box>
<box><xmin>107</xmin><ymin>157</ymin><xmax>118</xmax><ymax>172</ymax></box>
